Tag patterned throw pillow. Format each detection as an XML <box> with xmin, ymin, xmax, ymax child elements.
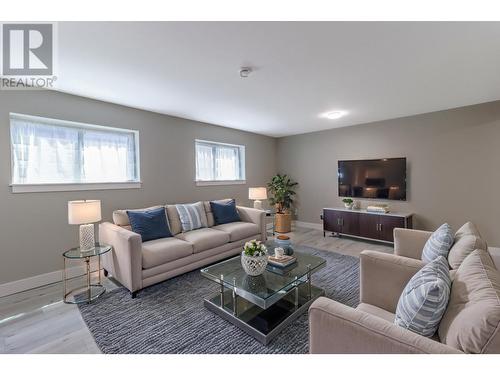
<box><xmin>421</xmin><ymin>223</ymin><xmax>454</xmax><ymax>263</ymax></box>
<box><xmin>395</xmin><ymin>256</ymin><xmax>451</xmax><ymax>337</ymax></box>
<box><xmin>175</xmin><ymin>202</ymin><xmax>208</xmax><ymax>232</ymax></box>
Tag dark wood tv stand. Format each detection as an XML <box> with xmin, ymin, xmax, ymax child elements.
<box><xmin>322</xmin><ymin>208</ymin><xmax>413</xmax><ymax>243</ymax></box>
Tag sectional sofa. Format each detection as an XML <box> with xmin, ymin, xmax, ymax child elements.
<box><xmin>99</xmin><ymin>200</ymin><xmax>266</xmax><ymax>297</ymax></box>
<box><xmin>309</xmin><ymin>223</ymin><xmax>500</xmax><ymax>354</ymax></box>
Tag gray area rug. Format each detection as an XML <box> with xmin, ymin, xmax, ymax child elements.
<box><xmin>79</xmin><ymin>246</ymin><xmax>359</xmax><ymax>354</ymax></box>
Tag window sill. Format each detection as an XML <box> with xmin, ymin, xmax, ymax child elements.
<box><xmin>195</xmin><ymin>180</ymin><xmax>246</xmax><ymax>186</ymax></box>
<box><xmin>11</xmin><ymin>182</ymin><xmax>142</xmax><ymax>193</ymax></box>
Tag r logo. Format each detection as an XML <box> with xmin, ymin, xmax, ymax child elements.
<box><xmin>2</xmin><ymin>23</ymin><xmax>53</xmax><ymax>76</ymax></box>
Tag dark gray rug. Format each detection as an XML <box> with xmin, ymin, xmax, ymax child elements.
<box><xmin>79</xmin><ymin>246</ymin><xmax>359</xmax><ymax>354</ymax></box>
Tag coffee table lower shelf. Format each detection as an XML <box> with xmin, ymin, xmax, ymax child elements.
<box><xmin>204</xmin><ymin>283</ymin><xmax>324</xmax><ymax>345</ymax></box>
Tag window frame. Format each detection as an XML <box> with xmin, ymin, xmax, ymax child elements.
<box><xmin>9</xmin><ymin>112</ymin><xmax>142</xmax><ymax>193</ymax></box>
<box><xmin>194</xmin><ymin>139</ymin><xmax>246</xmax><ymax>186</ymax></box>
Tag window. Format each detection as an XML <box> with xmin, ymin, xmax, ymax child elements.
<box><xmin>195</xmin><ymin>140</ymin><xmax>245</xmax><ymax>185</ymax></box>
<box><xmin>10</xmin><ymin>113</ymin><xmax>141</xmax><ymax>193</ymax></box>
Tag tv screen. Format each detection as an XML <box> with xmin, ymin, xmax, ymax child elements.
<box><xmin>338</xmin><ymin>158</ymin><xmax>407</xmax><ymax>200</ymax></box>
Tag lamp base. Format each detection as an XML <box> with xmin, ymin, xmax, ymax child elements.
<box><xmin>253</xmin><ymin>200</ymin><xmax>263</xmax><ymax>210</ymax></box>
<box><xmin>79</xmin><ymin>224</ymin><xmax>95</xmax><ymax>251</ymax></box>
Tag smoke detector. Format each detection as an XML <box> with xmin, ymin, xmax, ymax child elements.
<box><xmin>239</xmin><ymin>67</ymin><xmax>252</xmax><ymax>78</ymax></box>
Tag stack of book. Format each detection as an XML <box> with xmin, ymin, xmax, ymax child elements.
<box><xmin>268</xmin><ymin>254</ymin><xmax>297</xmax><ymax>268</ymax></box>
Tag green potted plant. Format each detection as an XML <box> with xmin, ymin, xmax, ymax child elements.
<box><xmin>267</xmin><ymin>174</ymin><xmax>298</xmax><ymax>233</ymax></box>
<box><xmin>241</xmin><ymin>240</ymin><xmax>268</xmax><ymax>276</ymax></box>
<box><xmin>342</xmin><ymin>198</ymin><xmax>354</xmax><ymax>209</ymax></box>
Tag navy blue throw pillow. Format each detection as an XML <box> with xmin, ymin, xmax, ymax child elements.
<box><xmin>127</xmin><ymin>207</ymin><xmax>172</xmax><ymax>242</ymax></box>
<box><xmin>210</xmin><ymin>199</ymin><xmax>241</xmax><ymax>225</ymax></box>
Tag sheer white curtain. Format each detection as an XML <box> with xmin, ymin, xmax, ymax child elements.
<box><xmin>195</xmin><ymin>143</ymin><xmax>214</xmax><ymax>181</ymax></box>
<box><xmin>11</xmin><ymin>119</ymin><xmax>80</xmax><ymax>184</ymax></box>
<box><xmin>11</xmin><ymin>116</ymin><xmax>138</xmax><ymax>185</ymax></box>
<box><xmin>82</xmin><ymin>129</ymin><xmax>136</xmax><ymax>182</ymax></box>
<box><xmin>215</xmin><ymin>146</ymin><xmax>239</xmax><ymax>180</ymax></box>
<box><xmin>195</xmin><ymin>140</ymin><xmax>244</xmax><ymax>181</ymax></box>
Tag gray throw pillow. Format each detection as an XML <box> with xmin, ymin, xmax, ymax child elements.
<box><xmin>421</xmin><ymin>223</ymin><xmax>454</xmax><ymax>263</ymax></box>
<box><xmin>395</xmin><ymin>256</ymin><xmax>451</xmax><ymax>337</ymax></box>
<box><xmin>175</xmin><ymin>202</ymin><xmax>208</xmax><ymax>232</ymax></box>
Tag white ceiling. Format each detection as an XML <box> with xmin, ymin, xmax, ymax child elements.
<box><xmin>55</xmin><ymin>22</ymin><xmax>500</xmax><ymax>137</ymax></box>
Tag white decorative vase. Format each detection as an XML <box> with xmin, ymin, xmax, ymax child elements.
<box><xmin>241</xmin><ymin>252</ymin><xmax>268</xmax><ymax>276</ymax></box>
<box><xmin>344</xmin><ymin>203</ymin><xmax>353</xmax><ymax>209</ymax></box>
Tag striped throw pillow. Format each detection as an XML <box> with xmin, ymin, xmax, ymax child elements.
<box><xmin>395</xmin><ymin>256</ymin><xmax>451</xmax><ymax>337</ymax></box>
<box><xmin>175</xmin><ymin>202</ymin><xmax>208</xmax><ymax>232</ymax></box>
<box><xmin>422</xmin><ymin>223</ymin><xmax>454</xmax><ymax>263</ymax></box>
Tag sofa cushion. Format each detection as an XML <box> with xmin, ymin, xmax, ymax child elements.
<box><xmin>142</xmin><ymin>237</ymin><xmax>193</xmax><ymax>269</ymax></box>
<box><xmin>203</xmin><ymin>199</ymin><xmax>232</xmax><ymax>227</ymax></box>
<box><xmin>175</xmin><ymin>228</ymin><xmax>230</xmax><ymax>253</ymax></box>
<box><xmin>176</xmin><ymin>202</ymin><xmax>208</xmax><ymax>232</ymax></box>
<box><xmin>210</xmin><ymin>199</ymin><xmax>241</xmax><ymax>225</ymax></box>
<box><xmin>448</xmin><ymin>222</ymin><xmax>488</xmax><ymax>269</ymax></box>
<box><xmin>438</xmin><ymin>249</ymin><xmax>500</xmax><ymax>353</ymax></box>
<box><xmin>357</xmin><ymin>303</ymin><xmax>395</xmax><ymax>322</ymax></box>
<box><xmin>213</xmin><ymin>221</ymin><xmax>259</xmax><ymax>242</ymax></box>
<box><xmin>127</xmin><ymin>207</ymin><xmax>172</xmax><ymax>242</ymax></box>
<box><xmin>113</xmin><ymin>205</ymin><xmax>164</xmax><ymax>226</ymax></box>
<box><xmin>395</xmin><ymin>256</ymin><xmax>451</xmax><ymax>337</ymax></box>
<box><xmin>422</xmin><ymin>223</ymin><xmax>454</xmax><ymax>263</ymax></box>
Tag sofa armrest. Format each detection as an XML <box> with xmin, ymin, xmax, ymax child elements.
<box><xmin>360</xmin><ymin>250</ymin><xmax>424</xmax><ymax>312</ymax></box>
<box><xmin>99</xmin><ymin>222</ymin><xmax>143</xmax><ymax>293</ymax></box>
<box><xmin>488</xmin><ymin>247</ymin><xmax>500</xmax><ymax>270</ymax></box>
<box><xmin>237</xmin><ymin>206</ymin><xmax>266</xmax><ymax>241</ymax></box>
<box><xmin>393</xmin><ymin>228</ymin><xmax>432</xmax><ymax>259</ymax></box>
<box><xmin>309</xmin><ymin>297</ymin><xmax>461</xmax><ymax>354</ymax></box>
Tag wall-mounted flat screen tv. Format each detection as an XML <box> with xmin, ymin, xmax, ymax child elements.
<box><xmin>338</xmin><ymin>157</ymin><xmax>407</xmax><ymax>200</ymax></box>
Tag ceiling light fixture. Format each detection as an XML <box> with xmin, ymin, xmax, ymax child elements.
<box><xmin>321</xmin><ymin>110</ymin><xmax>348</xmax><ymax>120</ymax></box>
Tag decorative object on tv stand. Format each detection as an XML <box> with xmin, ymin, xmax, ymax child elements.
<box><xmin>68</xmin><ymin>200</ymin><xmax>102</xmax><ymax>251</ymax></box>
<box><xmin>366</xmin><ymin>204</ymin><xmax>390</xmax><ymax>213</ymax></box>
<box><xmin>342</xmin><ymin>198</ymin><xmax>354</xmax><ymax>209</ymax></box>
<box><xmin>241</xmin><ymin>239</ymin><xmax>268</xmax><ymax>276</ymax></box>
<box><xmin>267</xmin><ymin>174</ymin><xmax>298</xmax><ymax>233</ymax></box>
<box><xmin>248</xmin><ymin>187</ymin><xmax>267</xmax><ymax>210</ymax></box>
<box><xmin>353</xmin><ymin>200</ymin><xmax>361</xmax><ymax>209</ymax></box>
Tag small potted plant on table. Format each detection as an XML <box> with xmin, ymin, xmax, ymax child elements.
<box><xmin>342</xmin><ymin>198</ymin><xmax>354</xmax><ymax>209</ymax></box>
<box><xmin>241</xmin><ymin>240</ymin><xmax>268</xmax><ymax>276</ymax></box>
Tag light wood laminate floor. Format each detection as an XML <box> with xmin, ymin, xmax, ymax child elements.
<box><xmin>0</xmin><ymin>227</ymin><xmax>392</xmax><ymax>354</ymax></box>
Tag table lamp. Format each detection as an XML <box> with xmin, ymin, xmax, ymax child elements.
<box><xmin>68</xmin><ymin>200</ymin><xmax>102</xmax><ymax>251</ymax></box>
<box><xmin>248</xmin><ymin>187</ymin><xmax>267</xmax><ymax>210</ymax></box>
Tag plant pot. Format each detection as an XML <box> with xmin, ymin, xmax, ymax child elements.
<box><xmin>275</xmin><ymin>212</ymin><xmax>292</xmax><ymax>233</ymax></box>
<box><xmin>344</xmin><ymin>203</ymin><xmax>353</xmax><ymax>209</ymax></box>
<box><xmin>241</xmin><ymin>252</ymin><xmax>268</xmax><ymax>276</ymax></box>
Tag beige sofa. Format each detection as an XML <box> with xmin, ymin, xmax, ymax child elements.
<box><xmin>309</xmin><ymin>226</ymin><xmax>500</xmax><ymax>354</ymax></box>
<box><xmin>99</xmin><ymin>201</ymin><xmax>266</xmax><ymax>297</ymax></box>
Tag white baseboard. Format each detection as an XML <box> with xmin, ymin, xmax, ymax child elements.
<box><xmin>0</xmin><ymin>261</ymin><xmax>100</xmax><ymax>298</ymax></box>
<box><xmin>293</xmin><ymin>220</ymin><xmax>323</xmax><ymax>231</ymax></box>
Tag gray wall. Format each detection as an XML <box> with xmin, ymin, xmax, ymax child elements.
<box><xmin>277</xmin><ymin>101</ymin><xmax>500</xmax><ymax>245</ymax></box>
<box><xmin>0</xmin><ymin>90</ymin><xmax>276</xmax><ymax>284</ymax></box>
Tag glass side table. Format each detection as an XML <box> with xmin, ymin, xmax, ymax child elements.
<box><xmin>63</xmin><ymin>244</ymin><xmax>111</xmax><ymax>304</ymax></box>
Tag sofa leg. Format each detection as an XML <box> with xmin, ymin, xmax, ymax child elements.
<box><xmin>103</xmin><ymin>269</ymin><xmax>109</xmax><ymax>277</ymax></box>
<box><xmin>131</xmin><ymin>291</ymin><xmax>138</xmax><ymax>299</ymax></box>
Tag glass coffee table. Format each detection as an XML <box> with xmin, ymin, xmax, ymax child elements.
<box><xmin>200</xmin><ymin>247</ymin><xmax>326</xmax><ymax>345</ymax></box>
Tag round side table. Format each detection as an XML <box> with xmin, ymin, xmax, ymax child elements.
<box><xmin>63</xmin><ymin>244</ymin><xmax>111</xmax><ymax>304</ymax></box>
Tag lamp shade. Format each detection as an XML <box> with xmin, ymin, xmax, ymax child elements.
<box><xmin>249</xmin><ymin>187</ymin><xmax>267</xmax><ymax>200</ymax></box>
<box><xmin>68</xmin><ymin>200</ymin><xmax>102</xmax><ymax>225</ymax></box>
